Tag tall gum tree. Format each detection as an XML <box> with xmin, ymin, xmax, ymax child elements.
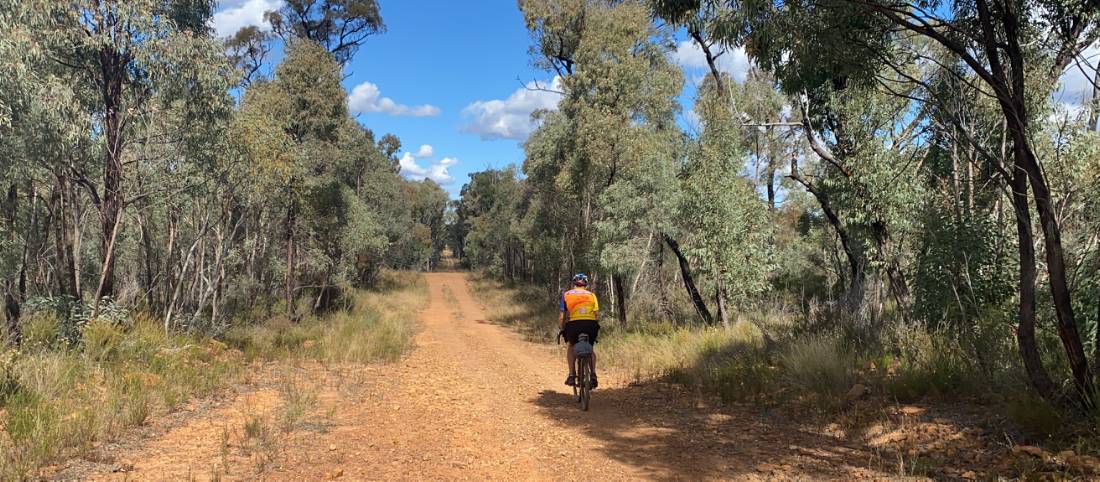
<box><xmin>9</xmin><ymin>0</ymin><xmax>231</xmax><ymax>310</ymax></box>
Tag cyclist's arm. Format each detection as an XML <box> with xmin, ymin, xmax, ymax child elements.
<box><xmin>558</xmin><ymin>293</ymin><xmax>567</xmax><ymax>330</ymax></box>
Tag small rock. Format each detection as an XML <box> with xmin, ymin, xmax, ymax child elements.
<box><xmin>961</xmin><ymin>470</ymin><xmax>977</xmax><ymax>480</ymax></box>
<box><xmin>846</xmin><ymin>384</ymin><xmax>869</xmax><ymax>402</ymax></box>
<box><xmin>329</xmin><ymin>444</ymin><xmax>337</xmax><ymax>451</ymax></box>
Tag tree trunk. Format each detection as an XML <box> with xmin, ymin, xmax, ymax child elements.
<box><xmin>715</xmin><ymin>280</ymin><xmax>730</xmax><ymax>328</ymax></box>
<box><xmin>613</xmin><ymin>273</ymin><xmax>627</xmax><ymax>325</ymax></box>
<box><xmin>51</xmin><ymin>177</ymin><xmax>79</xmax><ymax>301</ymax></box>
<box><xmin>1089</xmin><ymin>65</ymin><xmax>1099</xmax><ymax>131</ymax></box>
<box><xmin>90</xmin><ymin>211</ymin><xmax>123</xmax><ymax>320</ymax></box>
<box><xmin>99</xmin><ymin>45</ymin><xmax>126</xmax><ymax>300</ymax></box>
<box><xmin>1010</xmin><ymin>166</ymin><xmax>1057</xmax><ymax>401</ymax></box>
<box><xmin>3</xmin><ymin>184</ymin><xmax>21</xmax><ymax>343</ymax></box>
<box><xmin>138</xmin><ymin>210</ymin><xmax>157</xmax><ymax>310</ymax></box>
<box><xmin>663</xmin><ymin>233</ymin><xmax>714</xmax><ymax>324</ymax></box>
<box><xmin>765</xmin><ymin>164</ymin><xmax>777</xmax><ymax>210</ymax></box>
<box><xmin>1009</xmin><ymin>110</ymin><xmax>1094</xmax><ymax>401</ymax></box>
<box><xmin>285</xmin><ymin>198</ymin><xmax>298</xmax><ymax>320</ymax></box>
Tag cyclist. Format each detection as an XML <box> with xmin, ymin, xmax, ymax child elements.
<box><xmin>559</xmin><ymin>273</ymin><xmax>599</xmax><ymax>389</ymax></box>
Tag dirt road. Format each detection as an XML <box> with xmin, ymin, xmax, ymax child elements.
<box><xmin>61</xmin><ymin>272</ymin><xmax>899</xmax><ymax>481</ymax></box>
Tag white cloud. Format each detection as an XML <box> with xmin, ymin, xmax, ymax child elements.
<box><xmin>398</xmin><ymin>152</ymin><xmax>457</xmax><ymax>185</ymax></box>
<box><xmin>683</xmin><ymin>107</ymin><xmax>702</xmax><ymax>134</ymax></box>
<box><xmin>210</xmin><ymin>0</ymin><xmax>282</xmax><ymax>38</ymax></box>
<box><xmin>348</xmin><ymin>81</ymin><xmax>441</xmax><ymax>117</ymax></box>
<box><xmin>460</xmin><ymin>77</ymin><xmax>563</xmax><ymax>141</ymax></box>
<box><xmin>1054</xmin><ymin>45</ymin><xmax>1098</xmax><ymax>106</ymax></box>
<box><xmin>671</xmin><ymin>40</ymin><xmax>753</xmax><ymax>85</ymax></box>
<box><xmin>414</xmin><ymin>144</ymin><xmax>434</xmax><ymax>158</ymax></box>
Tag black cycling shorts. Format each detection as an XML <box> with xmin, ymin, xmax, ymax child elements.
<box><xmin>564</xmin><ymin>319</ymin><xmax>600</xmax><ymax>344</ymax></box>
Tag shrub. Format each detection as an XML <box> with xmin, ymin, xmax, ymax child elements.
<box><xmin>20</xmin><ymin>312</ymin><xmax>61</xmax><ymax>351</ymax></box>
<box><xmin>779</xmin><ymin>334</ymin><xmax>855</xmax><ymax>404</ymax></box>
<box><xmin>82</xmin><ymin>319</ymin><xmax>124</xmax><ymax>362</ymax></box>
<box><xmin>0</xmin><ymin>349</ymin><xmax>20</xmax><ymax>402</ymax></box>
<box><xmin>884</xmin><ymin>324</ymin><xmax>975</xmax><ymax>402</ymax></box>
<box><xmin>1006</xmin><ymin>395</ymin><xmax>1063</xmax><ymax>440</ymax></box>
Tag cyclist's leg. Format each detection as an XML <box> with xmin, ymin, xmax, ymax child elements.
<box><xmin>584</xmin><ymin>320</ymin><xmax>599</xmax><ymax>374</ymax></box>
<box><xmin>587</xmin><ymin>321</ymin><xmax>599</xmax><ymax>387</ymax></box>
<box><xmin>566</xmin><ymin>341</ymin><xmax>576</xmax><ymax>376</ymax></box>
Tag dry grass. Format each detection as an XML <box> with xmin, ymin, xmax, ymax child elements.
<box><xmin>0</xmin><ymin>315</ymin><xmax>242</xmax><ymax>480</ymax></box>
<box><xmin>224</xmin><ymin>271</ymin><xmax>426</xmax><ymax>364</ymax></box>
<box><xmin>468</xmin><ymin>277</ymin><xmax>559</xmax><ymax>342</ymax></box>
<box><xmin>0</xmin><ymin>270</ymin><xmax>426</xmax><ymax>480</ymax></box>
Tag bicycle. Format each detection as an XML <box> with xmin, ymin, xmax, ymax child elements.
<box><xmin>558</xmin><ymin>330</ymin><xmax>595</xmax><ymax>411</ymax></box>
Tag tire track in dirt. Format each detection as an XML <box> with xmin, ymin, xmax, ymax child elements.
<box><xmin>59</xmin><ymin>272</ymin><xmax>897</xmax><ymax>481</ymax></box>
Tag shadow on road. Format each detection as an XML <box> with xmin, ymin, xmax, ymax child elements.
<box><xmin>529</xmin><ymin>382</ymin><xmax>889</xmax><ymax>481</ymax></box>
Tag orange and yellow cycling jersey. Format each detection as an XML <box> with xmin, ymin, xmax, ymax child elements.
<box><xmin>560</xmin><ymin>288</ymin><xmax>599</xmax><ymax>321</ymax></box>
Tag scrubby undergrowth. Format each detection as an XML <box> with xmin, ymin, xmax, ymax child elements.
<box><xmin>473</xmin><ymin>277</ymin><xmax>1100</xmax><ymax>476</ymax></box>
<box><xmin>0</xmin><ymin>271</ymin><xmax>424</xmax><ymax>480</ymax></box>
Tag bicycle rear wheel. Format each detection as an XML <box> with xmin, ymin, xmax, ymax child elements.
<box><xmin>572</xmin><ymin>357</ymin><xmax>581</xmax><ymax>402</ymax></box>
<box><xmin>578</xmin><ymin>356</ymin><xmax>591</xmax><ymax>411</ymax></box>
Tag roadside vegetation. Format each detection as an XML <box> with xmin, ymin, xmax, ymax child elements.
<box><xmin>1</xmin><ymin>2</ymin><xmax>440</xmax><ymax>480</ymax></box>
<box><xmin>474</xmin><ymin>279</ymin><xmax>1099</xmax><ymax>477</ymax></box>
<box><xmin>453</xmin><ymin>1</ymin><xmax>1100</xmax><ymax>477</ymax></box>
<box><xmin>0</xmin><ymin>270</ymin><xmax>424</xmax><ymax>480</ymax></box>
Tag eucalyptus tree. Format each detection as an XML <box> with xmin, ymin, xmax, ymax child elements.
<box><xmin>236</xmin><ymin>40</ymin><xmax>347</xmax><ymax>319</ymax></box>
<box><xmin>8</xmin><ymin>0</ymin><xmax>232</xmax><ymax>306</ymax></box>
<box><xmin>456</xmin><ymin>168</ymin><xmax>525</xmax><ymax>278</ymax></box>
<box><xmin>653</xmin><ymin>0</ymin><xmax>1100</xmax><ymax>404</ymax></box>
<box><xmin>265</xmin><ymin>0</ymin><xmax>386</xmax><ymax>66</ymax></box>
<box><xmin>520</xmin><ymin>0</ymin><xmax>687</xmax><ymax>323</ymax></box>
<box><xmin>226</xmin><ymin>26</ymin><xmax>273</xmax><ymax>86</ymax></box>
<box><xmin>682</xmin><ymin>81</ymin><xmax>776</xmax><ymax>326</ymax></box>
<box><xmin>845</xmin><ymin>0</ymin><xmax>1100</xmax><ymax>403</ymax></box>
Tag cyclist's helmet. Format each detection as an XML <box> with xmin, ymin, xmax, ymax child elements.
<box><xmin>572</xmin><ymin>273</ymin><xmax>589</xmax><ymax>287</ymax></box>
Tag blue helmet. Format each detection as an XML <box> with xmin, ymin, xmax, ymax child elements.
<box><xmin>572</xmin><ymin>273</ymin><xmax>589</xmax><ymax>287</ymax></box>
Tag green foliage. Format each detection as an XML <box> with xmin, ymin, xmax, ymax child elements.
<box><xmin>682</xmin><ymin>86</ymin><xmax>776</xmax><ymax>307</ymax></box>
<box><xmin>914</xmin><ymin>210</ymin><xmax>1012</xmax><ymax>328</ymax></box>
<box><xmin>266</xmin><ymin>0</ymin><xmax>385</xmax><ymax>65</ymax></box>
